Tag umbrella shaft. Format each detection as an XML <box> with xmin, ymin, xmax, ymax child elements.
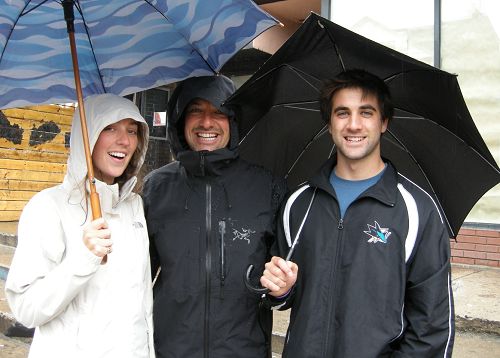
<box><xmin>64</xmin><ymin>6</ymin><xmax>102</xmax><ymax>221</ymax></box>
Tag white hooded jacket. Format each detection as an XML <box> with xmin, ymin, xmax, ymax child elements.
<box><xmin>5</xmin><ymin>94</ymin><xmax>155</xmax><ymax>358</ymax></box>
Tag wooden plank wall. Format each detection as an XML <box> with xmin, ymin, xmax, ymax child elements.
<box><xmin>0</xmin><ymin>105</ymin><xmax>74</xmax><ymax>221</ymax></box>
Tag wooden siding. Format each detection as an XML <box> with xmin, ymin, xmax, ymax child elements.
<box><xmin>0</xmin><ymin>105</ymin><xmax>73</xmax><ymax>221</ymax></box>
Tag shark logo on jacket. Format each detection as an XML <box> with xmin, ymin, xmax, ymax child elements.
<box><xmin>232</xmin><ymin>228</ymin><xmax>256</xmax><ymax>244</ymax></box>
<box><xmin>364</xmin><ymin>221</ymin><xmax>391</xmax><ymax>244</ymax></box>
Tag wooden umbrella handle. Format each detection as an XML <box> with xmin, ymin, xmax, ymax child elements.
<box><xmin>64</xmin><ymin>0</ymin><xmax>106</xmax><ymax>263</ymax></box>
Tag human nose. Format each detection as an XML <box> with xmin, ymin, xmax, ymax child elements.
<box><xmin>346</xmin><ymin>112</ymin><xmax>362</xmax><ymax>130</ymax></box>
<box><xmin>198</xmin><ymin>113</ymin><xmax>214</xmax><ymax>128</ymax></box>
<box><xmin>116</xmin><ymin>129</ymin><xmax>131</xmax><ymax>146</ymax></box>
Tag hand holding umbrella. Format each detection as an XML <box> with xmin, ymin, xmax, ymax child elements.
<box><xmin>244</xmin><ymin>231</ymin><xmax>302</xmax><ymax>295</ymax></box>
<box><xmin>82</xmin><ymin>217</ymin><xmax>113</xmax><ymax>258</ymax></box>
<box><xmin>257</xmin><ymin>256</ymin><xmax>298</xmax><ymax>297</ymax></box>
<box><xmin>244</xmin><ymin>221</ymin><xmax>301</xmax><ymax>295</ymax></box>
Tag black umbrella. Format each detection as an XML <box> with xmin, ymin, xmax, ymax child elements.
<box><xmin>227</xmin><ymin>12</ymin><xmax>500</xmax><ymax>239</ymax></box>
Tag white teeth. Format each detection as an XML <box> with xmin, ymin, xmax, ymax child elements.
<box><xmin>346</xmin><ymin>137</ymin><xmax>363</xmax><ymax>142</ymax></box>
<box><xmin>197</xmin><ymin>133</ymin><xmax>217</xmax><ymax>138</ymax></box>
<box><xmin>109</xmin><ymin>152</ymin><xmax>126</xmax><ymax>158</ymax></box>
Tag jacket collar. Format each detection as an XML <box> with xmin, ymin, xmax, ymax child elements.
<box><xmin>177</xmin><ymin>147</ymin><xmax>239</xmax><ymax>177</ymax></box>
<box><xmin>62</xmin><ymin>174</ymin><xmax>137</xmax><ymax>215</ymax></box>
<box><xmin>309</xmin><ymin>155</ymin><xmax>399</xmax><ymax>207</ymax></box>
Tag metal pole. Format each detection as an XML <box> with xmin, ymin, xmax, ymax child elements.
<box><xmin>321</xmin><ymin>0</ymin><xmax>331</xmax><ymax>19</ymax></box>
<box><xmin>434</xmin><ymin>0</ymin><xmax>442</xmax><ymax>68</ymax></box>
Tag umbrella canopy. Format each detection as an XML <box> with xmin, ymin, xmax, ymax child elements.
<box><xmin>227</xmin><ymin>12</ymin><xmax>500</xmax><ymax>238</ymax></box>
<box><xmin>1</xmin><ymin>0</ymin><xmax>276</xmax><ymax>219</ymax></box>
<box><xmin>0</xmin><ymin>0</ymin><xmax>277</xmax><ymax>109</ymax></box>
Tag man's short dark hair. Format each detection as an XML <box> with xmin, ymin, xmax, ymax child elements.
<box><xmin>320</xmin><ymin>69</ymin><xmax>394</xmax><ymax>124</ymax></box>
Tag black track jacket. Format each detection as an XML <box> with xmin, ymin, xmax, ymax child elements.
<box><xmin>275</xmin><ymin>157</ymin><xmax>455</xmax><ymax>358</ymax></box>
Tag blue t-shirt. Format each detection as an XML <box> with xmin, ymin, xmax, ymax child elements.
<box><xmin>329</xmin><ymin>165</ymin><xmax>386</xmax><ymax>218</ymax></box>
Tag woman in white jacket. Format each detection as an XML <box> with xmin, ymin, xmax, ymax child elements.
<box><xmin>5</xmin><ymin>94</ymin><xmax>155</xmax><ymax>358</ymax></box>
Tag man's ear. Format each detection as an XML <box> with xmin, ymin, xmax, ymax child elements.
<box><xmin>381</xmin><ymin>117</ymin><xmax>389</xmax><ymax>133</ymax></box>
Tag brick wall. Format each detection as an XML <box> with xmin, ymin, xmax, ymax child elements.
<box><xmin>451</xmin><ymin>227</ymin><xmax>500</xmax><ymax>267</ymax></box>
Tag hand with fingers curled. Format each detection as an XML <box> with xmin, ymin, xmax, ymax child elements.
<box><xmin>260</xmin><ymin>256</ymin><xmax>298</xmax><ymax>298</ymax></box>
<box><xmin>82</xmin><ymin>217</ymin><xmax>113</xmax><ymax>258</ymax></box>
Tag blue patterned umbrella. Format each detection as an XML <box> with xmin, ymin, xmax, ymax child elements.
<box><xmin>0</xmin><ymin>0</ymin><xmax>276</xmax><ymax>223</ymax></box>
<box><xmin>0</xmin><ymin>0</ymin><xmax>276</xmax><ymax>109</ymax></box>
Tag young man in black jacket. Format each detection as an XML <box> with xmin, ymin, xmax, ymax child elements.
<box><xmin>261</xmin><ymin>69</ymin><xmax>455</xmax><ymax>357</ymax></box>
<box><xmin>142</xmin><ymin>75</ymin><xmax>293</xmax><ymax>358</ymax></box>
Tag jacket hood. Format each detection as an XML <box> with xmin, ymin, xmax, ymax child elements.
<box><xmin>167</xmin><ymin>75</ymin><xmax>238</xmax><ymax>156</ymax></box>
<box><xmin>67</xmin><ymin>94</ymin><xmax>149</xmax><ymax>188</ymax></box>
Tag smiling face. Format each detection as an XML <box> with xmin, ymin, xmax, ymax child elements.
<box><xmin>183</xmin><ymin>98</ymin><xmax>230</xmax><ymax>152</ymax></box>
<box><xmin>92</xmin><ymin>118</ymin><xmax>139</xmax><ymax>184</ymax></box>
<box><xmin>329</xmin><ymin>87</ymin><xmax>388</xmax><ymax>178</ymax></box>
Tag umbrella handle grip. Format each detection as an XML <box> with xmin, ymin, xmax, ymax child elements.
<box><xmin>90</xmin><ymin>191</ymin><xmax>102</xmax><ymax>220</ymax></box>
<box><xmin>244</xmin><ymin>264</ymin><xmax>270</xmax><ymax>295</ymax></box>
<box><xmin>89</xmin><ymin>191</ymin><xmax>107</xmax><ymax>264</ymax></box>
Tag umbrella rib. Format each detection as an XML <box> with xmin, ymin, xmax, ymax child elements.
<box><xmin>72</xmin><ymin>0</ymin><xmax>107</xmax><ymax>93</ymax></box>
<box><xmin>22</xmin><ymin>0</ymin><xmax>48</xmax><ymax>15</ymax></box>
<box><xmin>233</xmin><ymin>64</ymin><xmax>322</xmax><ymax>98</ymax></box>
<box><xmin>0</xmin><ymin>0</ymin><xmax>50</xmax><ymax>63</ymax></box>
<box><xmin>285</xmin><ymin>124</ymin><xmax>331</xmax><ymax>179</ymax></box>
<box><xmin>393</xmin><ymin>114</ymin><xmax>500</xmax><ymax>174</ymax></box>
<box><xmin>318</xmin><ymin>19</ymin><xmax>346</xmax><ymax>71</ymax></box>
<box><xmin>384</xmin><ymin>68</ymin><xmax>451</xmax><ymax>84</ymax></box>
<box><xmin>385</xmin><ymin>127</ymin><xmax>454</xmax><ymax>236</ymax></box>
<box><xmin>280</xmin><ymin>102</ymin><xmax>318</xmax><ymax>111</ymax></box>
<box><xmin>141</xmin><ymin>0</ymin><xmax>217</xmax><ymax>73</ymax></box>
<box><xmin>238</xmin><ymin>101</ymin><xmax>320</xmax><ymax>144</ymax></box>
<box><xmin>237</xmin><ymin>66</ymin><xmax>323</xmax><ymax>144</ymax></box>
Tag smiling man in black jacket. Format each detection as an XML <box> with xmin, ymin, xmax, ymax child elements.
<box><xmin>261</xmin><ymin>69</ymin><xmax>455</xmax><ymax>357</ymax></box>
<box><xmin>142</xmin><ymin>75</ymin><xmax>290</xmax><ymax>358</ymax></box>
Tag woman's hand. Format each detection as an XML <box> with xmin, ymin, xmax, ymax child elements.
<box><xmin>82</xmin><ymin>218</ymin><xmax>112</xmax><ymax>257</ymax></box>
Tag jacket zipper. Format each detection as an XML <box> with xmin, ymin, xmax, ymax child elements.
<box><xmin>204</xmin><ymin>182</ymin><xmax>212</xmax><ymax>358</ymax></box>
<box><xmin>203</xmin><ymin>151</ymin><xmax>212</xmax><ymax>358</ymax></box>
<box><xmin>323</xmin><ymin>216</ymin><xmax>344</xmax><ymax>356</ymax></box>
<box><xmin>218</xmin><ymin>220</ymin><xmax>226</xmax><ymax>299</ymax></box>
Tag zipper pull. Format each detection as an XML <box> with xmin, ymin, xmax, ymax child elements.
<box><xmin>338</xmin><ymin>218</ymin><xmax>344</xmax><ymax>230</ymax></box>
